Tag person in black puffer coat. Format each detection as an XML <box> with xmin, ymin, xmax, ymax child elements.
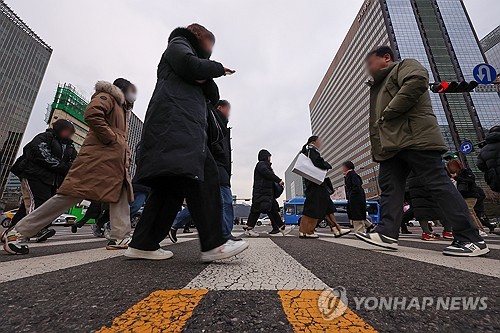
<box><xmin>8</xmin><ymin>120</ymin><xmax>77</xmax><ymax>241</ymax></box>
<box><xmin>342</xmin><ymin>161</ymin><xmax>373</xmax><ymax>234</ymax></box>
<box><xmin>477</xmin><ymin>125</ymin><xmax>500</xmax><ymax>193</ymax></box>
<box><xmin>129</xmin><ymin>24</ymin><xmax>248</xmax><ymax>261</ymax></box>
<box><xmin>407</xmin><ymin>172</ymin><xmax>453</xmax><ymax>240</ymax></box>
<box><xmin>243</xmin><ymin>150</ymin><xmax>292</xmax><ymax>237</ymax></box>
<box><xmin>447</xmin><ymin>159</ymin><xmax>485</xmax><ymax>235</ymax></box>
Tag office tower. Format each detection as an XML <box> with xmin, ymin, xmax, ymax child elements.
<box><xmin>310</xmin><ymin>0</ymin><xmax>500</xmax><ymax>198</ymax></box>
<box><xmin>0</xmin><ymin>0</ymin><xmax>52</xmax><ymax>200</ymax></box>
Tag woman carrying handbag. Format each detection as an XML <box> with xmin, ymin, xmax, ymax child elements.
<box><xmin>299</xmin><ymin>136</ymin><xmax>351</xmax><ymax>238</ymax></box>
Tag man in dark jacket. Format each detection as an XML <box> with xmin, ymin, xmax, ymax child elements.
<box><xmin>9</xmin><ymin>119</ymin><xmax>77</xmax><ymax>242</ymax></box>
<box><xmin>355</xmin><ymin>46</ymin><xmax>488</xmax><ymax>257</ymax></box>
<box><xmin>477</xmin><ymin>126</ymin><xmax>500</xmax><ymax>193</ymax></box>
<box><xmin>210</xmin><ymin>100</ymin><xmax>240</xmax><ymax>241</ymax></box>
<box><xmin>243</xmin><ymin>150</ymin><xmax>292</xmax><ymax>236</ymax></box>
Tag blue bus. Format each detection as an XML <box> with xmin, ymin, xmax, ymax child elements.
<box><xmin>284</xmin><ymin>197</ymin><xmax>380</xmax><ymax>226</ymax></box>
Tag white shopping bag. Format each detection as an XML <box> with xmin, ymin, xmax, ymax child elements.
<box><xmin>292</xmin><ymin>153</ymin><xmax>327</xmax><ymax>185</ymax></box>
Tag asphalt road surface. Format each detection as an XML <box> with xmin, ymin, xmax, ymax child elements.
<box><xmin>0</xmin><ymin>225</ymin><xmax>498</xmax><ymax>332</ymax></box>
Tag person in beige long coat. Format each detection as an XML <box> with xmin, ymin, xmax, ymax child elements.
<box><xmin>4</xmin><ymin>79</ymin><xmax>136</xmax><ymax>255</ymax></box>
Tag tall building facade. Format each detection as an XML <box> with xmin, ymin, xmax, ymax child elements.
<box><xmin>0</xmin><ymin>0</ymin><xmax>52</xmax><ymax>200</ymax></box>
<box><xmin>284</xmin><ymin>153</ymin><xmax>305</xmax><ymax>200</ymax></box>
<box><xmin>127</xmin><ymin>111</ymin><xmax>143</xmax><ymax>178</ymax></box>
<box><xmin>481</xmin><ymin>25</ymin><xmax>500</xmax><ymax>73</ymax></box>
<box><xmin>46</xmin><ymin>83</ymin><xmax>90</xmax><ymax>150</ymax></box>
<box><xmin>310</xmin><ymin>0</ymin><xmax>500</xmax><ymax>199</ymax></box>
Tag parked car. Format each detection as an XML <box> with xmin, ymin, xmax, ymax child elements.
<box><xmin>0</xmin><ymin>209</ymin><xmax>18</xmax><ymax>228</ymax></box>
<box><xmin>0</xmin><ymin>209</ymin><xmax>77</xmax><ymax>228</ymax></box>
<box><xmin>51</xmin><ymin>213</ymin><xmax>77</xmax><ymax>226</ymax></box>
<box><xmin>256</xmin><ymin>216</ymin><xmax>271</xmax><ymax>226</ymax></box>
<box><xmin>131</xmin><ymin>206</ymin><xmax>143</xmax><ymax>228</ymax></box>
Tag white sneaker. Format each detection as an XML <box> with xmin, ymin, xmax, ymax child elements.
<box><xmin>479</xmin><ymin>230</ymin><xmax>488</xmax><ymax>237</ymax></box>
<box><xmin>124</xmin><ymin>247</ymin><xmax>174</xmax><ymax>260</ymax></box>
<box><xmin>200</xmin><ymin>239</ymin><xmax>249</xmax><ymax>262</ymax></box>
<box><xmin>244</xmin><ymin>228</ymin><xmax>259</xmax><ymax>237</ymax></box>
<box><xmin>280</xmin><ymin>225</ymin><xmax>295</xmax><ymax>236</ymax></box>
<box><xmin>333</xmin><ymin>228</ymin><xmax>351</xmax><ymax>238</ymax></box>
<box><xmin>299</xmin><ymin>232</ymin><xmax>319</xmax><ymax>239</ymax></box>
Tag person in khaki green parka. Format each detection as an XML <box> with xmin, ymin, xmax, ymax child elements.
<box><xmin>4</xmin><ymin>79</ymin><xmax>137</xmax><ymax>255</ymax></box>
<box><xmin>354</xmin><ymin>46</ymin><xmax>489</xmax><ymax>257</ymax></box>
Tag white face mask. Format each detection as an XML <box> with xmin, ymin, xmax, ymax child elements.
<box><xmin>125</xmin><ymin>92</ymin><xmax>137</xmax><ymax>103</ymax></box>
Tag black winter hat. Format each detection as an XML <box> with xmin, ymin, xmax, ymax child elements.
<box><xmin>52</xmin><ymin>119</ymin><xmax>75</xmax><ymax>136</ymax></box>
<box><xmin>258</xmin><ymin>149</ymin><xmax>271</xmax><ymax>161</ymax></box>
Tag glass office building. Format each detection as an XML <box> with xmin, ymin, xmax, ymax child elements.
<box><xmin>310</xmin><ymin>0</ymin><xmax>500</xmax><ymax>199</ymax></box>
<box><xmin>481</xmin><ymin>25</ymin><xmax>500</xmax><ymax>75</ymax></box>
<box><xmin>127</xmin><ymin>111</ymin><xmax>144</xmax><ymax>178</ymax></box>
<box><xmin>0</xmin><ymin>0</ymin><xmax>52</xmax><ymax>200</ymax></box>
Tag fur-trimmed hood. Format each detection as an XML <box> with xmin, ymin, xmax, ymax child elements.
<box><xmin>94</xmin><ymin>81</ymin><xmax>125</xmax><ymax>105</ymax></box>
<box><xmin>168</xmin><ymin>27</ymin><xmax>211</xmax><ymax>59</ymax></box>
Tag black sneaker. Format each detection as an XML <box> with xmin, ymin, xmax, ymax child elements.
<box><xmin>268</xmin><ymin>229</ymin><xmax>281</xmax><ymax>236</ymax></box>
<box><xmin>169</xmin><ymin>228</ymin><xmax>178</xmax><ymax>243</ymax></box>
<box><xmin>443</xmin><ymin>240</ymin><xmax>490</xmax><ymax>257</ymax></box>
<box><xmin>183</xmin><ymin>228</ymin><xmax>193</xmax><ymax>234</ymax></box>
<box><xmin>106</xmin><ymin>237</ymin><xmax>131</xmax><ymax>250</ymax></box>
<box><xmin>355</xmin><ymin>232</ymin><xmax>398</xmax><ymax>250</ymax></box>
<box><xmin>35</xmin><ymin>229</ymin><xmax>56</xmax><ymax>243</ymax></box>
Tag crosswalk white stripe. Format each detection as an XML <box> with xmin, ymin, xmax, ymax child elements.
<box><xmin>0</xmin><ymin>238</ymin><xmax>196</xmax><ymax>283</ymax></box>
<box><xmin>184</xmin><ymin>238</ymin><xmax>328</xmax><ymax>290</ymax></box>
<box><xmin>399</xmin><ymin>237</ymin><xmax>500</xmax><ymax>250</ymax></box>
<box><xmin>318</xmin><ymin>237</ymin><xmax>500</xmax><ymax>278</ymax></box>
<box><xmin>28</xmin><ymin>238</ymin><xmax>105</xmax><ymax>248</ymax></box>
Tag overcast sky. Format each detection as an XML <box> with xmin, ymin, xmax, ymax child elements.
<box><xmin>8</xmin><ymin>0</ymin><xmax>500</xmax><ymax>200</ymax></box>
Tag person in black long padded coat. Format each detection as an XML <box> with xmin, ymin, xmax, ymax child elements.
<box><xmin>342</xmin><ymin>161</ymin><xmax>373</xmax><ymax>234</ymax></box>
<box><xmin>300</xmin><ymin>136</ymin><xmax>350</xmax><ymax>239</ymax></box>
<box><xmin>243</xmin><ymin>150</ymin><xmax>293</xmax><ymax>237</ymax></box>
<box><xmin>128</xmin><ymin>24</ymin><xmax>248</xmax><ymax>262</ymax></box>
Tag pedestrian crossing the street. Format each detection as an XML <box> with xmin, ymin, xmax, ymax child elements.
<box><xmin>0</xmin><ymin>225</ymin><xmax>498</xmax><ymax>332</ymax></box>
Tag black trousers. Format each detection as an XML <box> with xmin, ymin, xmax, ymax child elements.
<box><xmin>377</xmin><ymin>150</ymin><xmax>482</xmax><ymax>243</ymax></box>
<box><xmin>247</xmin><ymin>200</ymin><xmax>283</xmax><ymax>230</ymax></box>
<box><xmin>11</xmin><ymin>178</ymin><xmax>56</xmax><ymax>227</ymax></box>
<box><xmin>130</xmin><ymin>152</ymin><xmax>225</xmax><ymax>252</ymax></box>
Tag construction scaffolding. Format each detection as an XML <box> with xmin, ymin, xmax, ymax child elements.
<box><xmin>45</xmin><ymin>83</ymin><xmax>89</xmax><ymax>125</ymax></box>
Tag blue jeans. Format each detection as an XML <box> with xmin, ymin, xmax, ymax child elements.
<box><xmin>130</xmin><ymin>191</ymin><xmax>148</xmax><ymax>218</ymax></box>
<box><xmin>172</xmin><ymin>208</ymin><xmax>192</xmax><ymax>230</ymax></box>
<box><xmin>220</xmin><ymin>185</ymin><xmax>234</xmax><ymax>238</ymax></box>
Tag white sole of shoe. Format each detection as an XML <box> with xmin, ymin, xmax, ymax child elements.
<box><xmin>106</xmin><ymin>245</ymin><xmax>128</xmax><ymax>250</ymax></box>
<box><xmin>124</xmin><ymin>248</ymin><xmax>174</xmax><ymax>260</ymax></box>
<box><xmin>443</xmin><ymin>247</ymin><xmax>490</xmax><ymax>257</ymax></box>
<box><xmin>200</xmin><ymin>242</ymin><xmax>249</xmax><ymax>263</ymax></box>
<box><xmin>334</xmin><ymin>230</ymin><xmax>351</xmax><ymax>238</ymax></box>
<box><xmin>354</xmin><ymin>233</ymin><xmax>398</xmax><ymax>250</ymax></box>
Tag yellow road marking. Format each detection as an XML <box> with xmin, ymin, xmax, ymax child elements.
<box><xmin>97</xmin><ymin>289</ymin><xmax>207</xmax><ymax>333</ymax></box>
<box><xmin>278</xmin><ymin>290</ymin><xmax>377</xmax><ymax>333</ymax></box>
